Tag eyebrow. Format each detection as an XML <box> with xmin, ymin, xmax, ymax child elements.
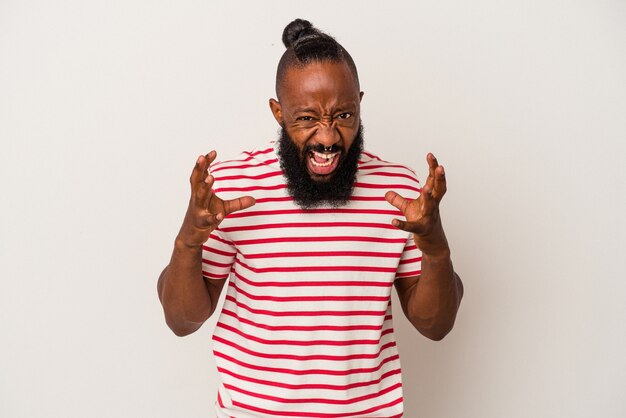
<box><xmin>292</xmin><ymin>103</ymin><xmax>357</xmax><ymax>114</ymax></box>
<box><xmin>292</xmin><ymin>107</ymin><xmax>318</xmax><ymax>114</ymax></box>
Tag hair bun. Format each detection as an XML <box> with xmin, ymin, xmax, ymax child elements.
<box><xmin>282</xmin><ymin>19</ymin><xmax>316</xmax><ymax>48</ymax></box>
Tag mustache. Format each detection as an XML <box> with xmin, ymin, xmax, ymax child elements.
<box><xmin>277</xmin><ymin>121</ymin><xmax>364</xmax><ymax>209</ymax></box>
<box><xmin>305</xmin><ymin>143</ymin><xmax>343</xmax><ymax>154</ymax></box>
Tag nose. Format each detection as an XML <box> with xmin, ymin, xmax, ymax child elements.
<box><xmin>314</xmin><ymin>122</ymin><xmax>340</xmax><ymax>149</ymax></box>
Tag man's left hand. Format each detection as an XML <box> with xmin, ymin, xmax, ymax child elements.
<box><xmin>385</xmin><ymin>153</ymin><xmax>449</xmax><ymax>256</ymax></box>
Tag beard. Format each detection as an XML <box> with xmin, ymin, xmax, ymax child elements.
<box><xmin>276</xmin><ymin>122</ymin><xmax>364</xmax><ymax>209</ymax></box>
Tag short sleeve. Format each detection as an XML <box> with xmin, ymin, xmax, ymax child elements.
<box><xmin>201</xmin><ymin>229</ymin><xmax>236</xmax><ymax>280</ymax></box>
<box><xmin>395</xmin><ymin>235</ymin><xmax>422</xmax><ymax>280</ymax></box>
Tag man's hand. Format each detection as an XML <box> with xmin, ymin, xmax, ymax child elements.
<box><xmin>178</xmin><ymin>150</ymin><xmax>256</xmax><ymax>248</ymax></box>
<box><xmin>158</xmin><ymin>150</ymin><xmax>256</xmax><ymax>336</ymax></box>
<box><xmin>385</xmin><ymin>153</ymin><xmax>448</xmax><ymax>255</ymax></box>
<box><xmin>386</xmin><ymin>153</ymin><xmax>462</xmax><ymax>340</ymax></box>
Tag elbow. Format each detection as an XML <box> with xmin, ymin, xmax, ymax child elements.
<box><xmin>170</xmin><ymin>326</ymin><xmax>194</xmax><ymax>337</ymax></box>
<box><xmin>412</xmin><ymin>314</ymin><xmax>458</xmax><ymax>341</ymax></box>
<box><xmin>160</xmin><ymin>306</ymin><xmax>209</xmax><ymax>337</ymax></box>
<box><xmin>165</xmin><ymin>316</ymin><xmax>202</xmax><ymax>337</ymax></box>
<box><xmin>419</xmin><ymin>325</ymin><xmax>454</xmax><ymax>341</ymax></box>
<box><xmin>160</xmin><ymin>293</ymin><xmax>214</xmax><ymax>337</ymax></box>
<box><xmin>401</xmin><ymin>276</ymin><xmax>464</xmax><ymax>341</ymax></box>
<box><xmin>422</xmin><ymin>275</ymin><xmax>463</xmax><ymax>341</ymax></box>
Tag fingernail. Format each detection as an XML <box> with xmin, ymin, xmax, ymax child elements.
<box><xmin>205</xmin><ymin>175</ymin><xmax>213</xmax><ymax>184</ymax></box>
<box><xmin>197</xmin><ymin>155</ymin><xmax>202</xmax><ymax>164</ymax></box>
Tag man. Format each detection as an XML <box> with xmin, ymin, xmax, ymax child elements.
<box><xmin>158</xmin><ymin>18</ymin><xmax>463</xmax><ymax>417</ymax></box>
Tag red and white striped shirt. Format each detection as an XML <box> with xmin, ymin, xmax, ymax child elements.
<box><xmin>202</xmin><ymin>142</ymin><xmax>422</xmax><ymax>418</ymax></box>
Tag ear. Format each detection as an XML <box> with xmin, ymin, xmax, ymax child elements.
<box><xmin>269</xmin><ymin>98</ymin><xmax>283</xmax><ymax>125</ymax></box>
<box><xmin>359</xmin><ymin>91</ymin><xmax>364</xmax><ymax>102</ymax></box>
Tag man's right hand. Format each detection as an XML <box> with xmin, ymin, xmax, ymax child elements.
<box><xmin>158</xmin><ymin>150</ymin><xmax>256</xmax><ymax>336</ymax></box>
<box><xmin>178</xmin><ymin>150</ymin><xmax>256</xmax><ymax>248</ymax></box>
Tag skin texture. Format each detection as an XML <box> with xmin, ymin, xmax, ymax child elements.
<box><xmin>157</xmin><ymin>152</ymin><xmax>255</xmax><ymax>335</ymax></box>
<box><xmin>269</xmin><ymin>61</ymin><xmax>363</xmax><ymax>181</ymax></box>
<box><xmin>386</xmin><ymin>154</ymin><xmax>464</xmax><ymax>340</ymax></box>
<box><xmin>158</xmin><ymin>60</ymin><xmax>463</xmax><ymax>340</ymax></box>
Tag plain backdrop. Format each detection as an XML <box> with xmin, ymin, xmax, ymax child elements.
<box><xmin>1</xmin><ymin>1</ymin><xmax>625</xmax><ymax>417</ymax></box>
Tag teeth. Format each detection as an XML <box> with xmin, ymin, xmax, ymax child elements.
<box><xmin>312</xmin><ymin>151</ymin><xmax>339</xmax><ymax>159</ymax></box>
<box><xmin>310</xmin><ymin>151</ymin><xmax>339</xmax><ymax>167</ymax></box>
<box><xmin>311</xmin><ymin>159</ymin><xmax>332</xmax><ymax>167</ymax></box>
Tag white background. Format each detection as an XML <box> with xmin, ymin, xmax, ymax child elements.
<box><xmin>1</xmin><ymin>1</ymin><xmax>625</xmax><ymax>417</ymax></box>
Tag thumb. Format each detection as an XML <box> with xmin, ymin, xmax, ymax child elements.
<box><xmin>391</xmin><ymin>218</ymin><xmax>426</xmax><ymax>235</ymax></box>
<box><xmin>222</xmin><ymin>196</ymin><xmax>257</xmax><ymax>216</ymax></box>
<box><xmin>385</xmin><ymin>190</ymin><xmax>408</xmax><ymax>213</ymax></box>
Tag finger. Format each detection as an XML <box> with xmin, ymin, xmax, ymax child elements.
<box><xmin>413</xmin><ymin>184</ymin><xmax>437</xmax><ymax>220</ymax></box>
<box><xmin>386</xmin><ymin>191</ymin><xmax>418</xmax><ymax>232</ymax></box>
<box><xmin>190</xmin><ymin>150</ymin><xmax>217</xmax><ymax>186</ymax></box>
<box><xmin>431</xmin><ymin>165</ymin><xmax>447</xmax><ymax>202</ymax></box>
<box><xmin>190</xmin><ymin>155</ymin><xmax>205</xmax><ymax>186</ymax></box>
<box><xmin>424</xmin><ymin>153</ymin><xmax>439</xmax><ymax>188</ymax></box>
<box><xmin>420</xmin><ymin>184</ymin><xmax>437</xmax><ymax>213</ymax></box>
<box><xmin>207</xmin><ymin>150</ymin><xmax>217</xmax><ymax>163</ymax></box>
<box><xmin>201</xmin><ymin>150</ymin><xmax>218</xmax><ymax>182</ymax></box>
<box><xmin>385</xmin><ymin>191</ymin><xmax>409</xmax><ymax>213</ymax></box>
<box><xmin>191</xmin><ymin>151</ymin><xmax>218</xmax><ymax>209</ymax></box>
<box><xmin>194</xmin><ymin>174</ymin><xmax>215</xmax><ymax>208</ymax></box>
<box><xmin>427</xmin><ymin>153</ymin><xmax>439</xmax><ymax>173</ymax></box>
<box><xmin>391</xmin><ymin>218</ymin><xmax>427</xmax><ymax>235</ymax></box>
<box><xmin>222</xmin><ymin>196</ymin><xmax>257</xmax><ymax>216</ymax></box>
<box><xmin>197</xmin><ymin>210</ymin><xmax>224</xmax><ymax>228</ymax></box>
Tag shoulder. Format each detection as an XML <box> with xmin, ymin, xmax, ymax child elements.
<box><xmin>209</xmin><ymin>142</ymin><xmax>280</xmax><ymax>178</ymax></box>
<box><xmin>358</xmin><ymin>150</ymin><xmax>421</xmax><ymax>186</ymax></box>
<box><xmin>359</xmin><ymin>150</ymin><xmax>418</xmax><ymax>176</ymax></box>
<box><xmin>208</xmin><ymin>141</ymin><xmax>285</xmax><ymax>200</ymax></box>
<box><xmin>352</xmin><ymin>149</ymin><xmax>422</xmax><ymax>202</ymax></box>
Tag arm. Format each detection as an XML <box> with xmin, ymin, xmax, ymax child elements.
<box><xmin>157</xmin><ymin>151</ymin><xmax>255</xmax><ymax>336</ymax></box>
<box><xmin>157</xmin><ymin>243</ymin><xmax>226</xmax><ymax>337</ymax></box>
<box><xmin>387</xmin><ymin>153</ymin><xmax>463</xmax><ymax>341</ymax></box>
<box><xmin>393</xmin><ymin>241</ymin><xmax>463</xmax><ymax>341</ymax></box>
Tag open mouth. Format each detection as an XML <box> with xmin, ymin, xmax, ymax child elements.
<box><xmin>307</xmin><ymin>150</ymin><xmax>341</xmax><ymax>176</ymax></box>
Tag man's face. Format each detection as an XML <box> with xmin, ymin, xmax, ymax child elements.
<box><xmin>270</xmin><ymin>61</ymin><xmax>364</xmax><ymax>208</ymax></box>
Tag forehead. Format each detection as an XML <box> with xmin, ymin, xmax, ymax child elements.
<box><xmin>279</xmin><ymin>61</ymin><xmax>360</xmax><ymax>109</ymax></box>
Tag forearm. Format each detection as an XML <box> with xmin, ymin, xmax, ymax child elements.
<box><xmin>157</xmin><ymin>238</ymin><xmax>213</xmax><ymax>336</ymax></box>
<box><xmin>407</xmin><ymin>246</ymin><xmax>462</xmax><ymax>340</ymax></box>
<box><xmin>386</xmin><ymin>154</ymin><xmax>462</xmax><ymax>340</ymax></box>
<box><xmin>157</xmin><ymin>151</ymin><xmax>254</xmax><ymax>336</ymax></box>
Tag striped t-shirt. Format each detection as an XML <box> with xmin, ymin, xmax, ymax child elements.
<box><xmin>202</xmin><ymin>142</ymin><xmax>422</xmax><ymax>418</ymax></box>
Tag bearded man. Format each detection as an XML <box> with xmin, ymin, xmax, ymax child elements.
<box><xmin>158</xmin><ymin>18</ymin><xmax>463</xmax><ymax>417</ymax></box>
